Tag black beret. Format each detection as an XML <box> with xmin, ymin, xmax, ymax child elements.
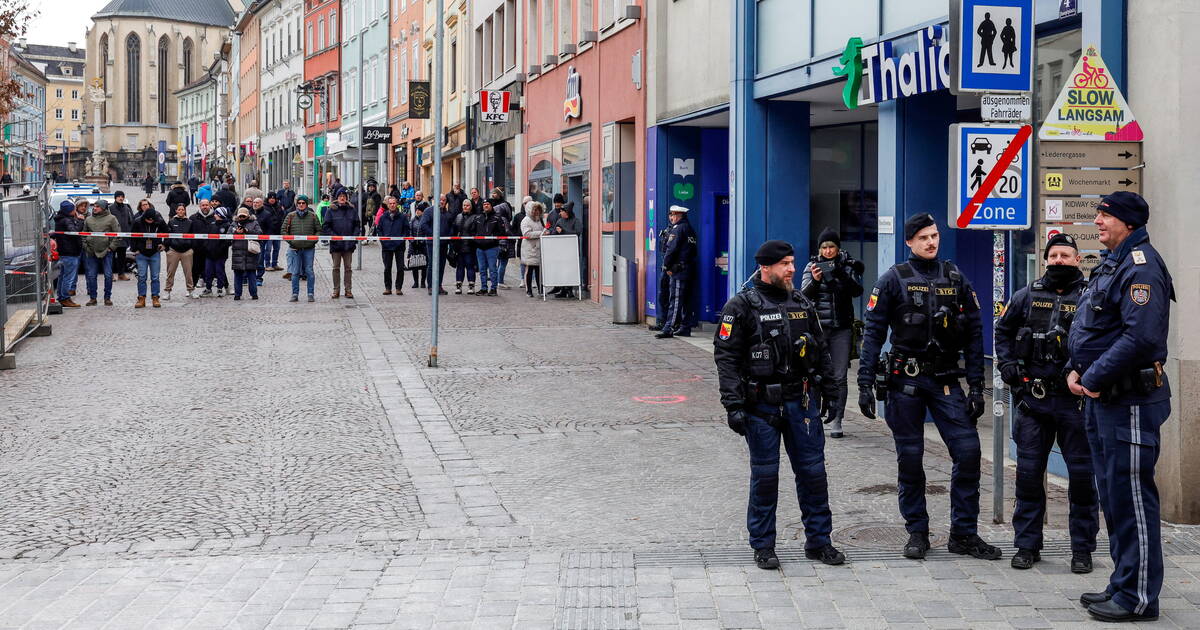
<box><xmin>904</xmin><ymin>213</ymin><xmax>937</xmax><ymax>240</ymax></box>
<box><xmin>1097</xmin><ymin>191</ymin><xmax>1149</xmax><ymax>228</ymax></box>
<box><xmin>1044</xmin><ymin>232</ymin><xmax>1078</xmax><ymax>259</ymax></box>
<box><xmin>754</xmin><ymin>240</ymin><xmax>794</xmax><ymax>266</ymax></box>
<box><xmin>817</xmin><ymin>227</ymin><xmax>840</xmax><ymax>247</ymax></box>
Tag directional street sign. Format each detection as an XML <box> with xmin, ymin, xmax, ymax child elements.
<box><xmin>1043</xmin><ymin>222</ymin><xmax>1103</xmax><ymax>250</ymax></box>
<box><xmin>948</xmin><ymin>123</ymin><xmax>1032</xmax><ymax>229</ymax></box>
<box><xmin>950</xmin><ymin>0</ymin><xmax>1035</xmax><ymax>93</ymax></box>
<box><xmin>1036</xmin><ymin>141</ymin><xmax>1142</xmax><ymax>168</ymax></box>
<box><xmin>1039</xmin><ymin>168</ymin><xmax>1141</xmax><ymax>196</ymax></box>
<box><xmin>1042</xmin><ymin>196</ymin><xmax>1100</xmax><ymax>222</ymax></box>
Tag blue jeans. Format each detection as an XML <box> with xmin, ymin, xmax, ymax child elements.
<box><xmin>884</xmin><ymin>375</ymin><xmax>982</xmax><ymax>537</ymax></box>
<box><xmin>745</xmin><ymin>396</ymin><xmax>831</xmax><ymax>551</ymax></box>
<box><xmin>135</xmin><ymin>252</ymin><xmax>160</xmax><ymax>297</ymax></box>
<box><xmin>233</xmin><ymin>269</ymin><xmax>258</xmax><ymax>298</ymax></box>
<box><xmin>290</xmin><ymin>247</ymin><xmax>316</xmax><ymax>295</ymax></box>
<box><xmin>497</xmin><ymin>255</ymin><xmax>509</xmax><ymax>285</ymax></box>
<box><xmin>475</xmin><ymin>246</ymin><xmax>500</xmax><ymax>291</ymax></box>
<box><xmin>262</xmin><ymin>240</ymin><xmax>281</xmax><ymax>267</ymax></box>
<box><xmin>83</xmin><ymin>252</ymin><xmax>113</xmax><ymax>300</ymax></box>
<box><xmin>57</xmin><ymin>255</ymin><xmax>80</xmax><ymax>301</ymax></box>
<box><xmin>455</xmin><ymin>248</ymin><xmax>477</xmax><ymax>284</ymax></box>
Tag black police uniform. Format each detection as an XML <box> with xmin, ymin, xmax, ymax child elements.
<box><xmin>995</xmin><ymin>265</ymin><xmax>1098</xmax><ymax>564</ymax></box>
<box><xmin>714</xmin><ymin>275</ymin><xmax>840</xmax><ymax>557</ymax></box>
<box><xmin>857</xmin><ymin>253</ymin><xmax>996</xmax><ymax>556</ymax></box>
<box><xmin>1067</xmin><ymin>224</ymin><xmax>1173</xmax><ymax>620</ymax></box>
<box><xmin>658</xmin><ymin>215</ymin><xmax>698</xmax><ymax>336</ymax></box>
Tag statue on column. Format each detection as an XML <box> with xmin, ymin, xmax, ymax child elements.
<box><xmin>87</xmin><ymin>78</ymin><xmax>107</xmax><ymax>177</ymax></box>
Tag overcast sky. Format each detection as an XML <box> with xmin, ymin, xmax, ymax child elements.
<box><xmin>22</xmin><ymin>0</ymin><xmax>109</xmax><ymax>49</ymax></box>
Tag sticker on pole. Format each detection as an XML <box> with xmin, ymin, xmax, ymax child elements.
<box><xmin>948</xmin><ymin>123</ymin><xmax>1032</xmax><ymax>229</ymax></box>
<box><xmin>1038</xmin><ymin>44</ymin><xmax>1142</xmax><ymax>141</ymax></box>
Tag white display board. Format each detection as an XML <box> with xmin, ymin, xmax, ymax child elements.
<box><xmin>540</xmin><ymin>233</ymin><xmax>582</xmax><ymax>294</ymax></box>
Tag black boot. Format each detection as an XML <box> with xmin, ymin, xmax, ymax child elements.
<box><xmin>947</xmin><ymin>534</ymin><xmax>1002</xmax><ymax>560</ymax></box>
<box><xmin>903</xmin><ymin>532</ymin><xmax>930</xmax><ymax>559</ymax></box>
<box><xmin>1010</xmin><ymin>548</ymin><xmax>1039</xmax><ymax>569</ymax></box>
<box><xmin>754</xmin><ymin>547</ymin><xmax>780</xmax><ymax>570</ymax></box>
<box><xmin>805</xmin><ymin>545</ymin><xmax>846</xmax><ymax>566</ymax></box>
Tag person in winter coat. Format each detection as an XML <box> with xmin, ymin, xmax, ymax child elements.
<box><xmin>1</xmin><ymin>172</ymin><xmax>12</xmax><ymax>196</ymax></box>
<box><xmin>471</xmin><ymin>198</ymin><xmax>509</xmax><ymax>296</ymax></box>
<box><xmin>511</xmin><ymin>197</ymin><xmax>530</xmax><ymax>288</ymax></box>
<box><xmin>165</xmin><ymin>181</ymin><xmax>191</xmax><ymax>211</ymax></box>
<box><xmin>315</xmin><ymin>193</ymin><xmax>332</xmax><ymax>222</ymax></box>
<box><xmin>424</xmin><ymin>197</ymin><xmax>454</xmax><ymax>295</ymax></box>
<box><xmin>409</xmin><ymin>203</ymin><xmax>429</xmax><ymax>289</ymax></box>
<box><xmin>163</xmin><ymin>203</ymin><xmax>197</xmax><ymax>300</ymax></box>
<box><xmin>321</xmin><ymin>191</ymin><xmax>362</xmax><ymax>299</ymax></box>
<box><xmin>196</xmin><ymin>182</ymin><xmax>214</xmax><ymax>202</ymax></box>
<box><xmin>446</xmin><ymin>184</ymin><xmax>467</xmax><ymax>217</ymax></box>
<box><xmin>191</xmin><ymin>199</ymin><xmax>229</xmax><ymax>296</ymax></box>
<box><xmin>187</xmin><ymin>175</ymin><xmax>201</xmax><ymax>203</ymax></box>
<box><xmin>520</xmin><ymin>202</ymin><xmax>546</xmax><ymax>297</ymax></box>
<box><xmin>130</xmin><ymin>204</ymin><xmax>168</xmax><ymax>308</ymax></box>
<box><xmin>257</xmin><ymin>193</ymin><xmax>285</xmax><ymax>273</ymax></box>
<box><xmin>158</xmin><ymin>172</ymin><xmax>168</xmax><ymax>194</ymax></box>
<box><xmin>489</xmin><ymin>188</ymin><xmax>515</xmax><ymax>289</ymax></box>
<box><xmin>109</xmin><ymin>191</ymin><xmax>135</xmax><ymax>279</ymax></box>
<box><xmin>142</xmin><ymin>173</ymin><xmax>155</xmax><ymax>196</ymax></box>
<box><xmin>548</xmin><ymin>201</ymin><xmax>583</xmax><ymax>299</ymax></box>
<box><xmin>276</xmin><ymin>180</ymin><xmax>297</xmax><ymax>212</ymax></box>
<box><xmin>452</xmin><ymin>199</ymin><xmax>478</xmax><ymax>294</ymax></box>
<box><xmin>82</xmin><ymin>199</ymin><xmax>121</xmax><ymax>306</ymax></box>
<box><xmin>800</xmin><ymin>227</ymin><xmax>865</xmax><ymax>438</ymax></box>
<box><xmin>360</xmin><ymin>181</ymin><xmax>383</xmax><ymax>236</ymax></box>
<box><xmin>213</xmin><ymin>184</ymin><xmax>239</xmax><ymax>214</ymax></box>
<box><xmin>188</xmin><ymin>199</ymin><xmax>215</xmax><ymax>291</ymax></box>
<box><xmin>53</xmin><ymin>201</ymin><xmax>85</xmax><ymax>307</ymax></box>
<box><xmin>229</xmin><ymin>207</ymin><xmax>263</xmax><ymax>300</ymax></box>
<box><xmin>243</xmin><ymin>180</ymin><xmax>264</xmax><ymax>203</ymax></box>
<box><xmin>374</xmin><ymin>196</ymin><xmax>410</xmax><ymax>295</ymax></box>
<box><xmin>283</xmin><ymin>195</ymin><xmax>322</xmax><ymax>301</ymax></box>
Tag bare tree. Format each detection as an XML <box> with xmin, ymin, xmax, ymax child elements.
<box><xmin>0</xmin><ymin>0</ymin><xmax>37</xmax><ymax>120</ymax></box>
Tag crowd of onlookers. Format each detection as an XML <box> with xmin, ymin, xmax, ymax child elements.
<box><xmin>51</xmin><ymin>177</ymin><xmax>587</xmax><ymax>307</ymax></box>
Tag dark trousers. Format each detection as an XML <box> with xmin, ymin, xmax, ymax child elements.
<box><xmin>427</xmin><ymin>244</ymin><xmax>448</xmax><ymax>291</ymax></box>
<box><xmin>233</xmin><ymin>269</ymin><xmax>258</xmax><ymax>298</ymax></box>
<box><xmin>1085</xmin><ymin>398</ymin><xmax>1170</xmax><ymax>618</ymax></box>
<box><xmin>203</xmin><ymin>257</ymin><xmax>228</xmax><ymax>290</ymax></box>
<box><xmin>824</xmin><ymin>328</ymin><xmax>852</xmax><ymax>423</ymax></box>
<box><xmin>745</xmin><ymin>396</ymin><xmax>832</xmax><ymax>551</ymax></box>
<box><xmin>525</xmin><ymin>265</ymin><xmax>542</xmax><ymax>294</ymax></box>
<box><xmin>1011</xmin><ymin>396</ymin><xmax>1099</xmax><ymax>553</ymax></box>
<box><xmin>113</xmin><ymin>246</ymin><xmax>129</xmax><ymax>273</ymax></box>
<box><xmin>192</xmin><ymin>249</ymin><xmax>209</xmax><ymax>287</ymax></box>
<box><xmin>884</xmin><ymin>375</ymin><xmax>981</xmax><ymax>536</ymax></box>
<box><xmin>382</xmin><ymin>248</ymin><xmax>404</xmax><ymax>290</ymax></box>
<box><xmin>455</xmin><ymin>249</ymin><xmax>477</xmax><ymax>284</ymax></box>
<box><xmin>661</xmin><ymin>271</ymin><xmax>691</xmax><ymax>334</ymax></box>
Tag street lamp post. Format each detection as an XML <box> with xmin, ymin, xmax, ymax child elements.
<box><xmin>355</xmin><ymin>28</ymin><xmax>365</xmax><ymax>271</ymax></box>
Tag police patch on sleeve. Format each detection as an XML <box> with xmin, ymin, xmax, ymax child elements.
<box><xmin>1130</xmin><ymin>283</ymin><xmax>1151</xmax><ymax>306</ymax></box>
<box><xmin>866</xmin><ymin>289</ymin><xmax>879</xmax><ymax>311</ymax></box>
<box><xmin>972</xmin><ymin>289</ymin><xmax>980</xmax><ymax>310</ymax></box>
<box><xmin>1132</xmin><ymin>250</ymin><xmax>1147</xmax><ymax>265</ymax></box>
<box><xmin>718</xmin><ymin>322</ymin><xmax>733</xmax><ymax>340</ymax></box>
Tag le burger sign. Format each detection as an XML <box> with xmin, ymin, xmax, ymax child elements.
<box><xmin>362</xmin><ymin>126</ymin><xmax>393</xmax><ymax>146</ymax></box>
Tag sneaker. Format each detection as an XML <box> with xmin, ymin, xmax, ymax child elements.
<box><xmin>903</xmin><ymin>532</ymin><xmax>930</xmax><ymax>559</ymax></box>
<box><xmin>655</xmin><ymin>331</ymin><xmax>674</xmax><ymax>339</ymax></box>
<box><xmin>438</xmin><ymin>289</ymin><xmax>448</xmax><ymax>295</ymax></box>
<box><xmin>487</xmin><ymin>289</ymin><xmax>497</xmax><ymax>296</ymax></box>
<box><xmin>163</xmin><ymin>290</ymin><xmax>171</xmax><ymax>301</ymax></box>
<box><xmin>499</xmin><ymin>283</ymin><xmax>511</xmax><ymax>290</ymax></box>
<box><xmin>467</xmin><ymin>284</ymin><xmax>476</xmax><ymax>295</ymax></box>
<box><xmin>201</xmin><ymin>289</ymin><xmax>212</xmax><ymax>297</ymax></box>
<box><xmin>754</xmin><ymin>547</ymin><xmax>780</xmax><ymax>570</ymax></box>
<box><xmin>1011</xmin><ymin>548</ymin><xmax>1040</xmax><ymax>570</ymax></box>
<box><xmin>251</xmin><ymin>296</ymin><xmax>259</xmax><ymax>300</ymax></box>
<box><xmin>187</xmin><ymin>290</ymin><xmax>197</xmax><ymax>299</ymax></box>
<box><xmin>947</xmin><ymin>534</ymin><xmax>1002</xmax><ymax>560</ymax></box>
<box><xmin>256</xmin><ymin>280</ymin><xmax>263</xmax><ymax>287</ymax></box>
<box><xmin>648</xmin><ymin>324</ymin><xmax>663</xmax><ymax>332</ymax></box>
<box><xmin>675</xmin><ymin>329</ymin><xmax>692</xmax><ymax>337</ymax></box>
<box><xmin>1071</xmin><ymin>552</ymin><xmax>1093</xmax><ymax>574</ymax></box>
<box><xmin>233</xmin><ymin>295</ymin><xmax>242</xmax><ymax>301</ymax></box>
<box><xmin>216</xmin><ymin>288</ymin><xmax>225</xmax><ymax>298</ymax></box>
<box><xmin>805</xmin><ymin>545</ymin><xmax>847</xmax><ymax>566</ymax></box>
<box><xmin>307</xmin><ymin>294</ymin><xmax>315</xmax><ymax>302</ymax></box>
<box><xmin>455</xmin><ymin>283</ymin><xmax>463</xmax><ymax>295</ymax></box>
<box><xmin>290</xmin><ymin>294</ymin><xmax>299</xmax><ymax>302</ymax></box>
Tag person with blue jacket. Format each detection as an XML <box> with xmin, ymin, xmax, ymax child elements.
<box><xmin>375</xmin><ymin>196</ymin><xmax>410</xmax><ymax>295</ymax></box>
<box><xmin>321</xmin><ymin>191</ymin><xmax>361</xmax><ymax>299</ymax></box>
<box><xmin>1067</xmin><ymin>192</ymin><xmax>1174</xmax><ymax>623</ymax></box>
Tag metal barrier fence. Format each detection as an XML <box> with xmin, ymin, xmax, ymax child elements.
<box><xmin>0</xmin><ymin>181</ymin><xmax>53</xmax><ymax>366</ymax></box>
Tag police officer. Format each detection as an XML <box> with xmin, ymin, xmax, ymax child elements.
<box><xmin>714</xmin><ymin>240</ymin><xmax>846</xmax><ymax>569</ymax></box>
<box><xmin>995</xmin><ymin>233</ymin><xmax>1098</xmax><ymax>573</ymax></box>
<box><xmin>1066</xmin><ymin>192</ymin><xmax>1173</xmax><ymax>623</ymax></box>
<box><xmin>857</xmin><ymin>213</ymin><xmax>1001</xmax><ymax>561</ymax></box>
<box><xmin>655</xmin><ymin>206</ymin><xmax>698</xmax><ymax>339</ymax></box>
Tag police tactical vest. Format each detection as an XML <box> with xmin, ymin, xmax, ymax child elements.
<box><xmin>890</xmin><ymin>261</ymin><xmax>968</xmax><ymax>357</ymax></box>
<box><xmin>742</xmin><ymin>288</ymin><xmax>819</xmax><ymax>381</ymax></box>
<box><xmin>1017</xmin><ymin>280</ymin><xmax>1082</xmax><ymax>366</ymax></box>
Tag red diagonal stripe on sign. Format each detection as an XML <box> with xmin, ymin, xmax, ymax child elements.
<box><xmin>957</xmin><ymin>124</ymin><xmax>1032</xmax><ymax>229</ymax></box>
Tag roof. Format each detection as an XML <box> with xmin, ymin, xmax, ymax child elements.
<box><xmin>92</xmin><ymin>0</ymin><xmax>237</xmax><ymax>28</ymax></box>
<box><xmin>174</xmin><ymin>75</ymin><xmax>215</xmax><ymax>95</ymax></box>
<box><xmin>42</xmin><ymin>61</ymin><xmax>86</xmax><ymax>79</ymax></box>
<box><xmin>13</xmin><ymin>44</ymin><xmax>85</xmax><ymax>62</ymax></box>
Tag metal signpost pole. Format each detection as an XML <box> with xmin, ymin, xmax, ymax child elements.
<box><xmin>992</xmin><ymin>229</ymin><xmax>1007</xmax><ymax>523</ymax></box>
<box><xmin>430</xmin><ymin>1</ymin><xmax>444</xmax><ymax>368</ymax></box>
<box><xmin>356</xmin><ymin>33</ymin><xmax>365</xmax><ymax>271</ymax></box>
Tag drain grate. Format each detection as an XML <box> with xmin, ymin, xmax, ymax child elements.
<box><xmin>855</xmin><ymin>483</ymin><xmax>947</xmax><ymax>495</ymax></box>
<box><xmin>830</xmin><ymin>523</ymin><xmax>949</xmax><ymax>550</ymax></box>
<box><xmin>555</xmin><ymin>551</ymin><xmax>638</xmax><ymax>630</ymax></box>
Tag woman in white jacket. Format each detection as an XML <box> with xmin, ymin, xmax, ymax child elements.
<box><xmin>520</xmin><ymin>201</ymin><xmax>546</xmax><ymax>297</ymax></box>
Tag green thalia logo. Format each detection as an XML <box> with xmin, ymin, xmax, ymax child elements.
<box><xmin>832</xmin><ymin>37</ymin><xmax>865</xmax><ymax>110</ymax></box>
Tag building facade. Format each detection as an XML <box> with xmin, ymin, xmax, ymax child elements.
<box><xmin>302</xmin><ymin>0</ymin><xmax>341</xmax><ymax>198</ymax></box>
<box><xmin>84</xmin><ymin>0</ymin><xmax>237</xmax><ymax>181</ymax></box>
<box><xmin>14</xmin><ymin>41</ymin><xmax>87</xmax><ymax>178</ymax></box>
<box><xmin>4</xmin><ymin>49</ymin><xmax>47</xmax><ymax>184</ymax></box>
<box><xmin>234</xmin><ymin>4</ymin><xmax>263</xmax><ymax>187</ymax></box>
<box><xmin>258</xmin><ymin>0</ymin><xmax>306</xmax><ymax>192</ymax></box>
<box><xmin>416</xmin><ymin>0</ymin><xmax>470</xmax><ymax>193</ymax></box>
<box><xmin>335</xmin><ymin>0</ymin><xmax>390</xmax><ymax>188</ymax></box>
<box><xmin>468</xmin><ymin>0</ymin><xmax>522</xmax><ymax>199</ymax></box>
<box><xmin>175</xmin><ymin>75</ymin><xmax>217</xmax><ymax>183</ymax></box>
<box><xmin>386</xmin><ymin>0</ymin><xmax>425</xmax><ymax>193</ymax></box>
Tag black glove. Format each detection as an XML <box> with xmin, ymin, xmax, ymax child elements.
<box><xmin>967</xmin><ymin>388</ymin><xmax>986</xmax><ymax>422</ymax></box>
<box><xmin>999</xmin><ymin>363</ymin><xmax>1022</xmax><ymax>387</ymax></box>
<box><xmin>858</xmin><ymin>388</ymin><xmax>876</xmax><ymax>419</ymax></box>
<box><xmin>726</xmin><ymin>409</ymin><xmax>748</xmax><ymax>436</ymax></box>
<box><xmin>820</xmin><ymin>394</ymin><xmax>835</xmax><ymax>424</ymax></box>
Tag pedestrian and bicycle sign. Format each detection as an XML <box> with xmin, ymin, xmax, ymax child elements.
<box><xmin>1038</xmin><ymin>45</ymin><xmax>1143</xmax><ymax>141</ymax></box>
<box><xmin>948</xmin><ymin>123</ymin><xmax>1032</xmax><ymax>229</ymax></box>
<box><xmin>950</xmin><ymin>0</ymin><xmax>1035</xmax><ymax>93</ymax></box>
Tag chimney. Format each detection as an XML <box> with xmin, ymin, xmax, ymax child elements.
<box><xmin>17</xmin><ymin>37</ymin><xmax>25</xmax><ymax>48</ymax></box>
<box><xmin>68</xmin><ymin>42</ymin><xmax>77</xmax><ymax>53</ymax></box>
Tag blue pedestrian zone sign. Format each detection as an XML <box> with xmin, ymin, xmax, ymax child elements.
<box><xmin>953</xmin><ymin>0</ymin><xmax>1035</xmax><ymax>93</ymax></box>
<box><xmin>948</xmin><ymin>124</ymin><xmax>1032</xmax><ymax>230</ymax></box>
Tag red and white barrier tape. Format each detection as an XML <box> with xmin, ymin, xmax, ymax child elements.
<box><xmin>48</xmin><ymin>231</ymin><xmax>533</xmax><ymax>242</ymax></box>
<box><xmin>5</xmin><ymin>269</ymin><xmax>36</xmax><ymax>275</ymax></box>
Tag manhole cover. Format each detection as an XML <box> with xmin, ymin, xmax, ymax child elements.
<box><xmin>855</xmin><ymin>483</ymin><xmax>948</xmax><ymax>495</ymax></box>
<box><xmin>827</xmin><ymin>523</ymin><xmax>948</xmax><ymax>550</ymax></box>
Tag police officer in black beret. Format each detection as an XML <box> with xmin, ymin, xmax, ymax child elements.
<box><xmin>857</xmin><ymin>213</ymin><xmax>1002</xmax><ymax>561</ymax></box>
<box><xmin>714</xmin><ymin>240</ymin><xmax>846</xmax><ymax>570</ymax></box>
<box><xmin>996</xmin><ymin>232</ymin><xmax>1098</xmax><ymax>573</ymax></box>
<box><xmin>1067</xmin><ymin>191</ymin><xmax>1174</xmax><ymax>623</ymax></box>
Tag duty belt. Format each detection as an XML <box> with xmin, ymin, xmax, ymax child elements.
<box><xmin>886</xmin><ymin>354</ymin><xmax>962</xmax><ymax>380</ymax></box>
<box><xmin>1101</xmin><ymin>362</ymin><xmax>1165</xmax><ymax>401</ymax></box>
<box><xmin>747</xmin><ymin>378</ymin><xmax>811</xmax><ymax>406</ymax></box>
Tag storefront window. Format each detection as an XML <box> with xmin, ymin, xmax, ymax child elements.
<box><xmin>757</xmin><ymin>0</ymin><xmax>812</xmax><ymax>74</ymax></box>
<box><xmin>503</xmin><ymin>138</ymin><xmax>515</xmax><ymax>195</ymax></box>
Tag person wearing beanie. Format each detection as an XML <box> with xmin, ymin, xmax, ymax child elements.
<box><xmin>857</xmin><ymin>212</ymin><xmax>1001</xmax><ymax>562</ymax></box>
<box><xmin>1065</xmin><ymin>191</ymin><xmax>1174</xmax><ymax>623</ymax></box>
<box><xmin>800</xmin><ymin>227</ymin><xmax>864</xmax><ymax>438</ymax></box>
<box><xmin>130</xmin><ymin>202</ymin><xmax>168</xmax><ymax>308</ymax></box>
<box><xmin>654</xmin><ymin>206</ymin><xmax>698</xmax><ymax>339</ymax></box>
<box><xmin>995</xmin><ymin>232</ymin><xmax>1097</xmax><ymax>575</ymax></box>
<box><xmin>109</xmin><ymin>190</ymin><xmax>134</xmax><ymax>280</ymax></box>
<box><xmin>53</xmin><ymin>200</ymin><xmax>85</xmax><ymax>307</ymax></box>
<box><xmin>713</xmin><ymin>238</ymin><xmax>846</xmax><ymax>570</ymax></box>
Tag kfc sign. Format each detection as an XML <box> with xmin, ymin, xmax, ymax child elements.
<box><xmin>480</xmin><ymin>90</ymin><xmax>512</xmax><ymax>123</ymax></box>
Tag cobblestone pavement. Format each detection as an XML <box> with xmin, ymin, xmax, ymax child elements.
<box><xmin>3</xmin><ymin>195</ymin><xmax>1200</xmax><ymax>628</ymax></box>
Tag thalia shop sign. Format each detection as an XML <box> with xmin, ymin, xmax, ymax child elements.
<box><xmin>833</xmin><ymin>25</ymin><xmax>951</xmax><ymax>110</ymax></box>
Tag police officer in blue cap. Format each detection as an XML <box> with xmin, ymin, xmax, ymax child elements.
<box><xmin>857</xmin><ymin>213</ymin><xmax>1002</xmax><ymax>561</ymax></box>
<box><xmin>1067</xmin><ymin>191</ymin><xmax>1173</xmax><ymax>623</ymax></box>
<box><xmin>714</xmin><ymin>239</ymin><xmax>846</xmax><ymax>570</ymax></box>
<box><xmin>996</xmin><ymin>232</ymin><xmax>1098</xmax><ymax>573</ymax></box>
